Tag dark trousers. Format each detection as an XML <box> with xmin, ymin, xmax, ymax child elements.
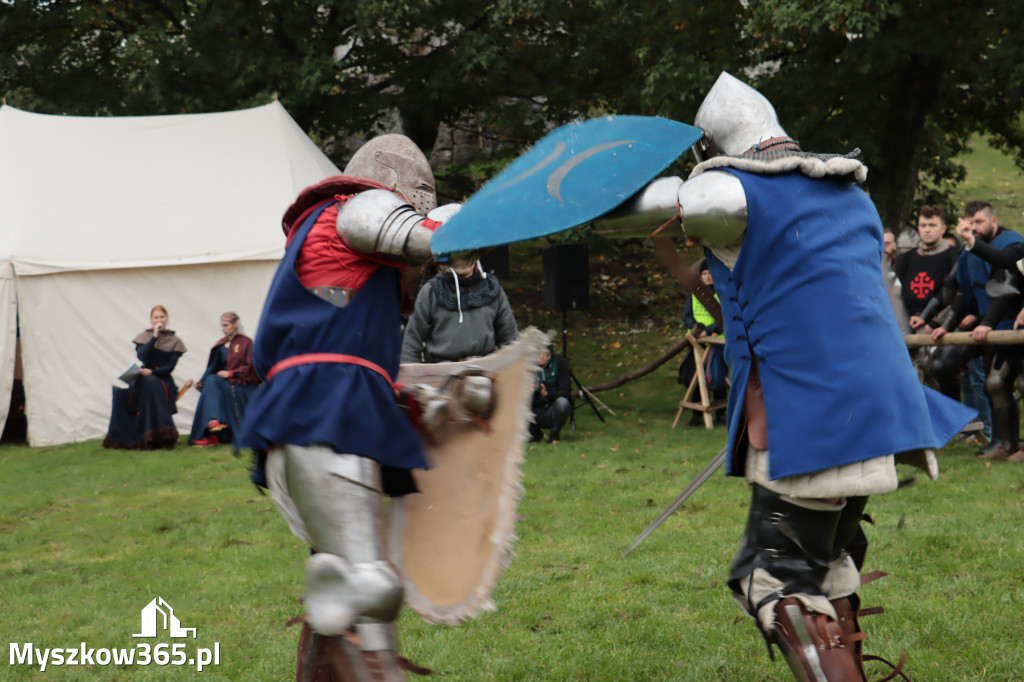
<box><xmin>531</xmin><ymin>397</ymin><xmax>572</xmax><ymax>442</ymax></box>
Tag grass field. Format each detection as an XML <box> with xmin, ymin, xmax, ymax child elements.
<box><xmin>948</xmin><ymin>138</ymin><xmax>1024</xmax><ymax>226</ymax></box>
<box><xmin>2</xmin><ymin>380</ymin><xmax>1023</xmax><ymax>681</ymax></box>
<box><xmin>3</xmin><ymin>139</ymin><xmax>1024</xmax><ymax>680</ymax></box>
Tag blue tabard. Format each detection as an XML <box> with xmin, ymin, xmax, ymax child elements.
<box><xmin>956</xmin><ymin>228</ymin><xmax>1024</xmax><ymax>329</ymax></box>
<box><xmin>706</xmin><ymin>169</ymin><xmax>975</xmax><ymax>480</ymax></box>
<box><xmin>237</xmin><ymin>200</ymin><xmax>427</xmax><ymax>471</ymax></box>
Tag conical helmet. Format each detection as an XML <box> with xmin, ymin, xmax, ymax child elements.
<box><xmin>693</xmin><ymin>72</ymin><xmax>791</xmax><ymax>160</ymax></box>
<box><xmin>344</xmin><ymin>134</ymin><xmax>437</xmax><ymax>214</ymax></box>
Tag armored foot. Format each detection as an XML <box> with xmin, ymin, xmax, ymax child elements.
<box><xmin>772</xmin><ymin>598</ymin><xmax>865</xmax><ymax>682</ymax></box>
<box><xmin>304</xmin><ymin>553</ymin><xmax>403</xmax><ymax>636</ymax></box>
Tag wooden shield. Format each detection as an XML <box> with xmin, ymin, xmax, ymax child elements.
<box><xmin>389</xmin><ymin>327</ymin><xmax>547</xmax><ymax>625</ymax></box>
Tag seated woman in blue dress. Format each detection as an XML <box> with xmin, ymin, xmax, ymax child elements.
<box><xmin>103</xmin><ymin>304</ymin><xmax>187</xmax><ymax>450</ymax></box>
<box><xmin>189</xmin><ymin>311</ymin><xmax>261</xmax><ymax>447</ymax></box>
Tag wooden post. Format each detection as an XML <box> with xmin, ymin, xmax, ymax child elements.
<box><xmin>904</xmin><ymin>329</ymin><xmax>1024</xmax><ymax>347</ymax></box>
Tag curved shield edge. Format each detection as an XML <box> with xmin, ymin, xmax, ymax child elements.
<box><xmin>430</xmin><ymin>115</ymin><xmax>701</xmax><ymax>253</ymax></box>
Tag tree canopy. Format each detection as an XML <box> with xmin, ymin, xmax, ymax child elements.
<box><xmin>737</xmin><ymin>0</ymin><xmax>1024</xmax><ymax>227</ymax></box>
<box><xmin>3</xmin><ymin>0</ymin><xmax>1023</xmax><ymax>228</ymax></box>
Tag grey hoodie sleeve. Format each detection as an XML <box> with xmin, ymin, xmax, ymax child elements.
<box><xmin>493</xmin><ymin>287</ymin><xmax>519</xmax><ymax>349</ymax></box>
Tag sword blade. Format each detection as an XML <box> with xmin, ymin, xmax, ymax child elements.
<box><xmin>623</xmin><ymin>445</ymin><xmax>728</xmax><ymax>556</ymax></box>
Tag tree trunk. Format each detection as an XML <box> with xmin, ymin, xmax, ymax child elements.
<box><xmin>865</xmin><ymin>62</ymin><xmax>943</xmax><ymax>229</ymax></box>
<box><xmin>583</xmin><ymin>337</ymin><xmax>689</xmax><ymax>393</ymax></box>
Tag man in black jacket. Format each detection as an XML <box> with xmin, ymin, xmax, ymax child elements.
<box><xmin>932</xmin><ymin>200</ymin><xmax>1024</xmax><ymax>460</ymax></box>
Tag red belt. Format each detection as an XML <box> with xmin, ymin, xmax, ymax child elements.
<box><xmin>265</xmin><ymin>353</ymin><xmax>394</xmax><ymax>389</ymax></box>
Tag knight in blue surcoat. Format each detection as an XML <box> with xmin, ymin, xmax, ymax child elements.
<box><xmin>638</xmin><ymin>73</ymin><xmax>975</xmax><ymax>681</ymax></box>
<box><xmin>238</xmin><ymin>134</ymin><xmax>447</xmax><ymax>682</ymax></box>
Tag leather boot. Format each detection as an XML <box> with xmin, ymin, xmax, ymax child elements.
<box><xmin>829</xmin><ymin>574</ymin><xmax>911</xmax><ymax>682</ymax></box>
<box><xmin>975</xmin><ymin>441</ymin><xmax>1015</xmax><ymax>461</ymax></box>
<box><xmin>296</xmin><ymin>623</ymin><xmax>430</xmax><ymax>682</ymax></box>
<box><xmin>296</xmin><ymin>623</ymin><xmax>345</xmax><ymax>682</ymax></box>
<box><xmin>772</xmin><ymin>597</ymin><xmax>865</xmax><ymax>681</ymax></box>
<box><xmin>729</xmin><ymin>485</ymin><xmax>842</xmax><ymax>600</ymax></box>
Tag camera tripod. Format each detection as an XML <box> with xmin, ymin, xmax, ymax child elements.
<box><xmin>558</xmin><ymin>311</ymin><xmax>606</xmax><ymax>426</ymax></box>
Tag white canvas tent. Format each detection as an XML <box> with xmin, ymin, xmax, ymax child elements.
<box><xmin>0</xmin><ymin>101</ymin><xmax>341</xmax><ymax>446</ymax></box>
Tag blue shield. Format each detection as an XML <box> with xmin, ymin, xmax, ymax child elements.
<box><xmin>430</xmin><ymin>115</ymin><xmax>701</xmax><ymax>254</ymax></box>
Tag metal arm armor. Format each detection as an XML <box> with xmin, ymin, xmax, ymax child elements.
<box><xmin>592</xmin><ymin>176</ymin><xmax>683</xmax><ymax>238</ymax></box>
<box><xmin>918</xmin><ymin>295</ymin><xmax>944</xmax><ymax>325</ymax></box>
<box><xmin>592</xmin><ymin>171</ymin><xmax>747</xmax><ymax>248</ymax></box>
<box><xmin>337</xmin><ymin>189</ymin><xmax>434</xmax><ymax>265</ymax></box>
<box><xmin>677</xmin><ymin>170</ymin><xmax>748</xmax><ymax>248</ymax></box>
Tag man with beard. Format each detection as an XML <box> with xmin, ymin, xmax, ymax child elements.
<box><xmin>932</xmin><ymin>200</ymin><xmax>1024</xmax><ymax>460</ymax></box>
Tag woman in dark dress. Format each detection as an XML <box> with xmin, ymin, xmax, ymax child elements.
<box><xmin>103</xmin><ymin>305</ymin><xmax>187</xmax><ymax>450</ymax></box>
<box><xmin>189</xmin><ymin>311</ymin><xmax>260</xmax><ymax>446</ymax></box>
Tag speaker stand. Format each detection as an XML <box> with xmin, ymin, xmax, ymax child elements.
<box><xmin>560</xmin><ymin>311</ymin><xmax>606</xmax><ymax>426</ymax></box>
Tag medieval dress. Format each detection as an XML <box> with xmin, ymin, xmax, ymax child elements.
<box><xmin>103</xmin><ymin>329</ymin><xmax>187</xmax><ymax>450</ymax></box>
<box><xmin>188</xmin><ymin>333</ymin><xmax>260</xmax><ymax>445</ymax></box>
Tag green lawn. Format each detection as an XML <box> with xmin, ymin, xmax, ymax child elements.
<box><xmin>2</xmin><ymin>365</ymin><xmax>1023</xmax><ymax>680</ymax></box>
<box><xmin>948</xmin><ymin>137</ymin><xmax>1024</xmax><ymax>224</ymax></box>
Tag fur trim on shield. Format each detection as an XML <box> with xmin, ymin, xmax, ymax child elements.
<box><xmin>389</xmin><ymin>328</ymin><xmax>549</xmax><ymax>625</ymax></box>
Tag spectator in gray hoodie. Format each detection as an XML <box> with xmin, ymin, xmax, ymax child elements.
<box><xmin>401</xmin><ymin>256</ymin><xmax>518</xmax><ymax>364</ymax></box>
